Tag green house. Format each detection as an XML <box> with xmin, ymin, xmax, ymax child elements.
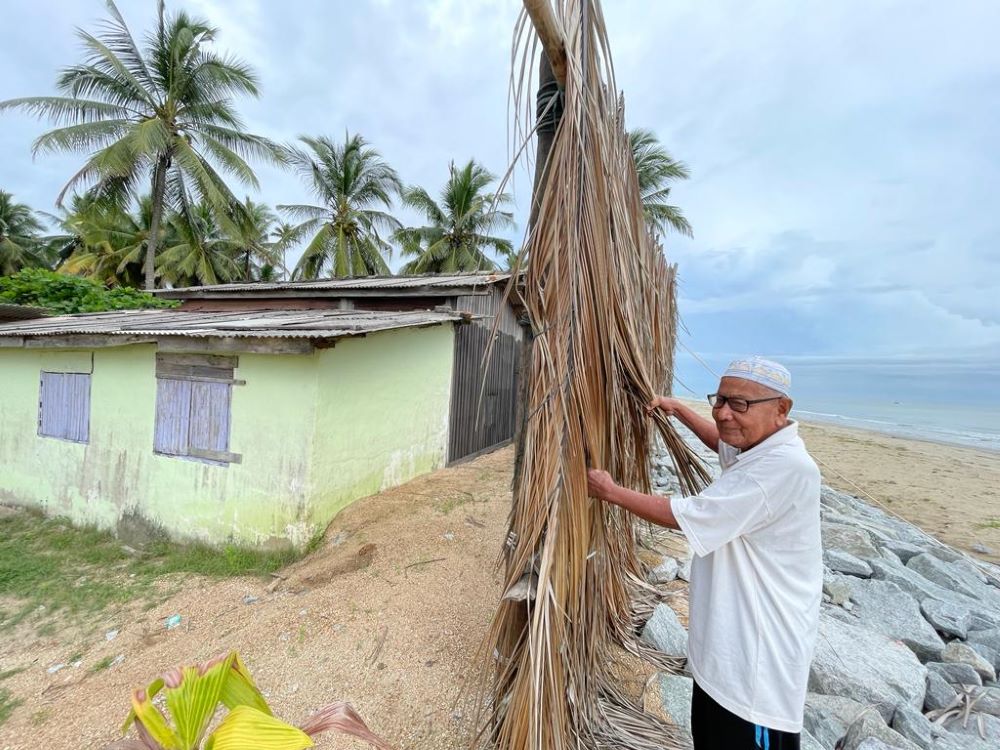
<box><xmin>0</xmin><ymin>308</ymin><xmax>464</xmax><ymax>549</ymax></box>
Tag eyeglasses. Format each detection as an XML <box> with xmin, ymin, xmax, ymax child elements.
<box><xmin>707</xmin><ymin>393</ymin><xmax>783</xmax><ymax>414</ymax></box>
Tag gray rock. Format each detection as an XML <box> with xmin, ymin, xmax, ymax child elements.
<box><xmin>967</xmin><ymin>642</ymin><xmax>1000</xmax><ymax>672</ymax></box>
<box><xmin>809</xmin><ymin>615</ymin><xmax>928</xmax><ymax>721</ymax></box>
<box><xmin>908</xmin><ymin>555</ymin><xmax>986</xmax><ymax>602</ymax></box>
<box><xmin>971</xmin><ymin>543</ymin><xmax>993</xmax><ymax>557</ymax></box>
<box><xmin>871</xmin><ymin>557</ymin><xmax>998</xmax><ymax>627</ymax></box>
<box><xmin>925</xmin><ymin>671</ymin><xmax>959</xmax><ymax>712</ymax></box>
<box><xmin>827</xmin><ymin>549</ymin><xmax>875</xmax><ymax>578</ymax></box>
<box><xmin>891</xmin><ymin>703</ymin><xmax>934</xmax><ymax>749</ymax></box>
<box><xmin>921</xmin><ymin>600</ymin><xmax>974</xmax><ymax>640</ymax></box>
<box><xmin>927</xmin><ymin>547</ymin><xmax>966</xmax><ymax>564</ymax></box>
<box><xmin>931</xmin><ymin>729</ymin><xmax>997</xmax><ymax>750</ymax></box>
<box><xmin>926</xmin><ymin>662</ymin><xmax>983</xmax><ymax>688</ymax></box>
<box><xmin>971</xmin><ymin>685</ymin><xmax>1000</xmax><ymax>717</ymax></box>
<box><xmin>825</xmin><ymin>573</ymin><xmax>854</xmax><ymax>606</ymax></box>
<box><xmin>825</xmin><ymin>522</ymin><xmax>881</xmax><ymax>560</ymax></box>
<box><xmin>801</xmin><ymin>729</ymin><xmax>825</xmax><ymax>750</ymax></box>
<box><xmin>659</xmin><ymin>674</ymin><xmax>692</xmax><ymax>735</ymax></box>
<box><xmin>943</xmin><ymin>712</ymin><xmax>1000</xmax><ymax>745</ymax></box>
<box><xmin>842</xmin><ymin>710</ymin><xmax>921</xmax><ymax>750</ymax></box>
<box><xmin>967</xmin><ymin>629</ymin><xmax>1000</xmax><ymax>658</ymax></box>
<box><xmin>942</xmin><ymin>642</ymin><xmax>996</xmax><ymax>682</ymax></box>
<box><xmin>641</xmin><ymin>604</ymin><xmax>688</xmax><ymax>658</ymax></box>
<box><xmin>678</xmin><ymin>556</ymin><xmax>692</xmax><ymax>583</ymax></box>
<box><xmin>805</xmin><ymin>692</ymin><xmax>867</xmax><ymax>747</ymax></box>
<box><xmin>843</xmin><ymin>578</ymin><xmax>946</xmax><ymax>662</ymax></box>
<box><xmin>649</xmin><ymin>556</ymin><xmax>679</xmax><ymax>584</ymax></box>
<box><xmin>882</xmin><ymin>540</ymin><xmax>930</xmax><ymax>564</ymax></box>
<box><xmin>804</xmin><ymin>706</ymin><xmax>846</xmax><ymax>749</ymax></box>
<box><xmin>855</xmin><ymin>739</ymin><xmax>905</xmax><ymax>750</ymax></box>
<box><xmin>871</xmin><ymin>557</ymin><xmax>955</xmax><ymax>603</ymax></box>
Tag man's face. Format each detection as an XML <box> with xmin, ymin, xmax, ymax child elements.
<box><xmin>712</xmin><ymin>376</ymin><xmax>791</xmax><ymax>450</ymax></box>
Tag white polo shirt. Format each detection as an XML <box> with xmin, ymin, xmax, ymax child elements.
<box><xmin>671</xmin><ymin>420</ymin><xmax>822</xmax><ymax>733</ymax></box>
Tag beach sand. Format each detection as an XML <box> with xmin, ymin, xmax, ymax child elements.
<box><xmin>680</xmin><ymin>398</ymin><xmax>1000</xmax><ymax>564</ymax></box>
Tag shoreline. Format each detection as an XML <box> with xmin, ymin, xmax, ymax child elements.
<box><xmin>676</xmin><ymin>398</ymin><xmax>1000</xmax><ymax>564</ymax></box>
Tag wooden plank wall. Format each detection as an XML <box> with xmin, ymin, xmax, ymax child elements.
<box><xmin>447</xmin><ymin>324</ymin><xmax>520</xmax><ymax>463</ymax></box>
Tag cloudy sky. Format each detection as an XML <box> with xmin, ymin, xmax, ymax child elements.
<box><xmin>2</xmin><ymin>0</ymin><xmax>998</xmax><ymax>359</ymax></box>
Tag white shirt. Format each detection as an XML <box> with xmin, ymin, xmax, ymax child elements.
<box><xmin>671</xmin><ymin>420</ymin><xmax>822</xmax><ymax>733</ymax></box>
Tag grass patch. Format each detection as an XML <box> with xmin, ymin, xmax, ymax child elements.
<box><xmin>0</xmin><ymin>688</ymin><xmax>23</xmax><ymax>729</ymax></box>
<box><xmin>90</xmin><ymin>655</ymin><xmax>114</xmax><ymax>673</ymax></box>
<box><xmin>0</xmin><ymin>508</ymin><xmax>320</xmax><ymax>631</ymax></box>
<box><xmin>978</xmin><ymin>517</ymin><xmax>1000</xmax><ymax>529</ymax></box>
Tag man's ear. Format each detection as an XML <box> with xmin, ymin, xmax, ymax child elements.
<box><xmin>778</xmin><ymin>397</ymin><xmax>793</xmax><ymax>419</ymax></box>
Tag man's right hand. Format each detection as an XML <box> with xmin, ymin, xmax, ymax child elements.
<box><xmin>646</xmin><ymin>396</ymin><xmax>683</xmax><ymax>417</ymax></box>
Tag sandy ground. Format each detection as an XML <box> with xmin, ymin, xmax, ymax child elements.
<box><xmin>1</xmin><ymin>417</ymin><xmax>997</xmax><ymax>748</ymax></box>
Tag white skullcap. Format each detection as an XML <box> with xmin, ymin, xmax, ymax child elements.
<box><xmin>722</xmin><ymin>356</ymin><xmax>791</xmax><ymax>397</ymax></box>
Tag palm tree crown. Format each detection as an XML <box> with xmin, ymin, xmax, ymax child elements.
<box><xmin>395</xmin><ymin>160</ymin><xmax>514</xmax><ymax>274</ymax></box>
<box><xmin>629</xmin><ymin>128</ymin><xmax>692</xmax><ymax>238</ymax></box>
<box><xmin>279</xmin><ymin>133</ymin><xmax>403</xmax><ymax>279</ymax></box>
<box><xmin>0</xmin><ymin>191</ymin><xmax>47</xmax><ymax>275</ymax></box>
<box><xmin>0</xmin><ymin>0</ymin><xmax>284</xmax><ymax>288</ymax></box>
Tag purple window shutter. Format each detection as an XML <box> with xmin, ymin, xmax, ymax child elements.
<box><xmin>189</xmin><ymin>381</ymin><xmax>231</xmax><ymax>453</ymax></box>
<box><xmin>39</xmin><ymin>372</ymin><xmax>90</xmax><ymax>443</ymax></box>
<box><xmin>65</xmin><ymin>373</ymin><xmax>91</xmax><ymax>442</ymax></box>
<box><xmin>154</xmin><ymin>378</ymin><xmax>193</xmax><ymax>455</ymax></box>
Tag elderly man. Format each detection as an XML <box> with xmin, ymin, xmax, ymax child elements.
<box><xmin>588</xmin><ymin>356</ymin><xmax>821</xmax><ymax>750</ymax></box>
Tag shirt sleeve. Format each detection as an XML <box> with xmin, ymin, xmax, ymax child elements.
<box><xmin>671</xmin><ymin>469</ymin><xmax>769</xmax><ymax>557</ymax></box>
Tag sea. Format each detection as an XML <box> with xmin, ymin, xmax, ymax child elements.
<box><xmin>672</xmin><ymin>352</ymin><xmax>1000</xmax><ymax>453</ymax></box>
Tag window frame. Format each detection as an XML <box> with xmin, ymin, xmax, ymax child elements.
<box><xmin>37</xmin><ymin>370</ymin><xmax>92</xmax><ymax>444</ymax></box>
<box><xmin>153</xmin><ymin>353</ymin><xmax>243</xmax><ymax>466</ymax></box>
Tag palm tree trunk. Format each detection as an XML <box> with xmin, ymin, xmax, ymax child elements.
<box><xmin>145</xmin><ymin>157</ymin><xmax>169</xmax><ymax>290</ymax></box>
<box><xmin>514</xmin><ymin>48</ymin><xmax>563</xmax><ymax>490</ymax></box>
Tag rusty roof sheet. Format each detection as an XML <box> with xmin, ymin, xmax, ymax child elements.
<box><xmin>0</xmin><ymin>308</ymin><xmax>465</xmax><ymax>341</ymax></box>
<box><xmin>154</xmin><ymin>272</ymin><xmax>512</xmax><ymax>298</ymax></box>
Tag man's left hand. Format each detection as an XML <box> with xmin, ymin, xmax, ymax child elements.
<box><xmin>587</xmin><ymin>469</ymin><xmax>620</xmax><ymax>503</ymax></box>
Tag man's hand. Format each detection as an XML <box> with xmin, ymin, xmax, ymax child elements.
<box><xmin>646</xmin><ymin>395</ymin><xmax>683</xmax><ymax>417</ymax></box>
<box><xmin>587</xmin><ymin>469</ymin><xmax>621</xmax><ymax>503</ymax></box>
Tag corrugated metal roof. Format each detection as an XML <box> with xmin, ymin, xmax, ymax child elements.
<box><xmin>0</xmin><ymin>308</ymin><xmax>465</xmax><ymax>340</ymax></box>
<box><xmin>155</xmin><ymin>272</ymin><xmax>512</xmax><ymax>297</ymax></box>
<box><xmin>0</xmin><ymin>303</ymin><xmax>50</xmax><ymax>321</ymax></box>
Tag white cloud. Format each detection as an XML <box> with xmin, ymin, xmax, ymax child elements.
<box><xmin>1</xmin><ymin>0</ymin><xmax>998</xmax><ymax>357</ymax></box>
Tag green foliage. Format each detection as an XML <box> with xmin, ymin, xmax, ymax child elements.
<box><xmin>0</xmin><ymin>268</ymin><xmax>177</xmax><ymax>314</ymax></box>
<box><xmin>279</xmin><ymin>133</ymin><xmax>403</xmax><ymax>279</ymax></box>
<box><xmin>0</xmin><ymin>190</ymin><xmax>49</xmax><ymax>275</ymax></box>
<box><xmin>118</xmin><ymin>651</ymin><xmax>392</xmax><ymax>749</ymax></box>
<box><xmin>395</xmin><ymin>159</ymin><xmax>514</xmax><ymax>274</ymax></box>
<box><xmin>629</xmin><ymin>128</ymin><xmax>693</xmax><ymax>238</ymax></box>
<box><xmin>0</xmin><ymin>1</ymin><xmax>285</xmax><ymax>288</ymax></box>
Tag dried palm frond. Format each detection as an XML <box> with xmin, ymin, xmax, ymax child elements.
<box><xmin>474</xmin><ymin>1</ymin><xmax>709</xmax><ymax>748</ymax></box>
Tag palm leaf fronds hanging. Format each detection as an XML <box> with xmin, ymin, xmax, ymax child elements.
<box><xmin>476</xmin><ymin>1</ymin><xmax>710</xmax><ymax>748</ymax></box>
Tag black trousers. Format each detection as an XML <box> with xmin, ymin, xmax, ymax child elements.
<box><xmin>691</xmin><ymin>680</ymin><xmax>800</xmax><ymax>750</ymax></box>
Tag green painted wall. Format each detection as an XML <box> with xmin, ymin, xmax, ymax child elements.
<box><xmin>0</xmin><ymin>323</ymin><xmax>454</xmax><ymax>548</ymax></box>
<box><xmin>309</xmin><ymin>324</ymin><xmax>455</xmax><ymax>523</ymax></box>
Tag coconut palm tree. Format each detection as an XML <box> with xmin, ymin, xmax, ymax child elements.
<box><xmin>270</xmin><ymin>221</ymin><xmax>301</xmax><ymax>280</ymax></box>
<box><xmin>629</xmin><ymin>128</ymin><xmax>692</xmax><ymax>238</ymax></box>
<box><xmin>0</xmin><ymin>191</ymin><xmax>47</xmax><ymax>275</ymax></box>
<box><xmin>157</xmin><ymin>201</ymin><xmax>241</xmax><ymax>287</ymax></box>
<box><xmin>230</xmin><ymin>197</ymin><xmax>280</xmax><ymax>282</ymax></box>
<box><xmin>394</xmin><ymin>160</ymin><xmax>515</xmax><ymax>274</ymax></box>
<box><xmin>58</xmin><ymin>197</ymin><xmax>160</xmax><ymax>287</ymax></box>
<box><xmin>0</xmin><ymin>1</ymin><xmax>284</xmax><ymax>289</ymax></box>
<box><xmin>278</xmin><ymin>133</ymin><xmax>402</xmax><ymax>279</ymax></box>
